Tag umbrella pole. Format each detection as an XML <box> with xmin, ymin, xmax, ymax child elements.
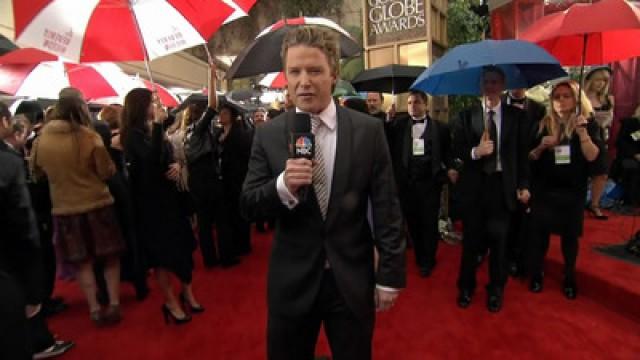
<box><xmin>127</xmin><ymin>2</ymin><xmax>156</xmax><ymax>89</ymax></box>
<box><xmin>576</xmin><ymin>34</ymin><xmax>588</xmax><ymax>115</ymax></box>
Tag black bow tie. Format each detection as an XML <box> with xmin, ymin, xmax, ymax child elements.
<box><xmin>412</xmin><ymin>118</ymin><xmax>426</xmax><ymax>124</ymax></box>
<box><xmin>510</xmin><ymin>97</ymin><xmax>526</xmax><ymax>105</ymax></box>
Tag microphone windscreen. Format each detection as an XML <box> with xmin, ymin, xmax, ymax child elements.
<box><xmin>293</xmin><ymin>113</ymin><xmax>311</xmax><ymax>133</ymax></box>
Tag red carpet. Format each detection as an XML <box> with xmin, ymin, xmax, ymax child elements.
<box><xmin>48</xmin><ymin>213</ymin><xmax>640</xmax><ymax>360</ymax></box>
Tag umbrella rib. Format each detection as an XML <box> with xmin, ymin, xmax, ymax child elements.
<box><xmin>127</xmin><ymin>1</ymin><xmax>155</xmax><ymax>86</ymax></box>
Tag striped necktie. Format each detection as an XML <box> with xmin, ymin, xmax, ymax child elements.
<box><xmin>311</xmin><ymin>115</ymin><xmax>329</xmax><ymax>220</ymax></box>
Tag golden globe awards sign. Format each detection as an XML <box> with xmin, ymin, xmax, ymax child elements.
<box><xmin>366</xmin><ymin>0</ymin><xmax>427</xmax><ymax>46</ymax></box>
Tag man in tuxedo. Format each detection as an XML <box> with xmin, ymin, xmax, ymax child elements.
<box><xmin>241</xmin><ymin>26</ymin><xmax>406</xmax><ymax>360</ymax></box>
<box><xmin>386</xmin><ymin>90</ymin><xmax>457</xmax><ymax>277</ymax></box>
<box><xmin>503</xmin><ymin>88</ymin><xmax>546</xmax><ymax>277</ymax></box>
<box><xmin>453</xmin><ymin>66</ymin><xmax>530</xmax><ymax>313</ymax></box>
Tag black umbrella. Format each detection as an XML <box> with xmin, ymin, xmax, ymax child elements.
<box><xmin>351</xmin><ymin>64</ymin><xmax>426</xmax><ymax>94</ymax></box>
<box><xmin>226</xmin><ymin>16</ymin><xmax>361</xmax><ymax>79</ymax></box>
<box><xmin>0</xmin><ymin>35</ymin><xmax>18</xmax><ymax>56</ymax></box>
<box><xmin>171</xmin><ymin>94</ymin><xmax>253</xmax><ymax>116</ymax></box>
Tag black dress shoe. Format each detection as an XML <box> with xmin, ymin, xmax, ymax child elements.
<box><xmin>563</xmin><ymin>283</ymin><xmax>577</xmax><ymax>300</ymax></box>
<box><xmin>487</xmin><ymin>293</ymin><xmax>503</xmax><ymax>313</ymax></box>
<box><xmin>529</xmin><ymin>279</ymin><xmax>543</xmax><ymax>293</ymax></box>
<box><xmin>220</xmin><ymin>258</ymin><xmax>241</xmax><ymax>268</ymax></box>
<box><xmin>457</xmin><ymin>290</ymin><xmax>472</xmax><ymax>308</ymax></box>
<box><xmin>508</xmin><ymin>262</ymin><xmax>520</xmax><ymax>277</ymax></box>
<box><xmin>419</xmin><ymin>263</ymin><xmax>435</xmax><ymax>278</ymax></box>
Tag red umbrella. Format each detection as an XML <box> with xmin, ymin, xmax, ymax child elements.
<box><xmin>0</xmin><ymin>61</ymin><xmax>138</xmax><ymax>100</ymax></box>
<box><xmin>519</xmin><ymin>0</ymin><xmax>640</xmax><ymax>111</ymax></box>
<box><xmin>12</xmin><ymin>0</ymin><xmax>234</xmax><ymax>63</ymax></box>
<box><xmin>519</xmin><ymin>0</ymin><xmax>640</xmax><ymax>65</ymax></box>
<box><xmin>0</xmin><ymin>48</ymin><xmax>57</xmax><ymax>65</ymax></box>
<box><xmin>140</xmin><ymin>78</ymin><xmax>180</xmax><ymax>108</ymax></box>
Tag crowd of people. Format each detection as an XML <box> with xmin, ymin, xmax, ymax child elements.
<box><xmin>1</xmin><ymin>25</ymin><xmax>639</xmax><ymax>360</ymax></box>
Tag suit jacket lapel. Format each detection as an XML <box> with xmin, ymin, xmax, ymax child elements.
<box><xmin>325</xmin><ymin>106</ymin><xmax>352</xmax><ymax>227</ymax></box>
<box><xmin>472</xmin><ymin>107</ymin><xmax>484</xmax><ymax>139</ymax></box>
<box><xmin>428</xmin><ymin>117</ymin><xmax>441</xmax><ymax>175</ymax></box>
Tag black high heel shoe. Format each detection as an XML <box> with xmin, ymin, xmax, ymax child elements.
<box><xmin>161</xmin><ymin>304</ymin><xmax>192</xmax><ymax>325</ymax></box>
<box><xmin>180</xmin><ymin>293</ymin><xmax>205</xmax><ymax>314</ymax></box>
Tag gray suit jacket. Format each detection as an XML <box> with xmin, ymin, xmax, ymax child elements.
<box><xmin>241</xmin><ymin>104</ymin><xmax>406</xmax><ymax>322</ymax></box>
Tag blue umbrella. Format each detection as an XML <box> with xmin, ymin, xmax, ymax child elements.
<box><xmin>411</xmin><ymin>39</ymin><xmax>567</xmax><ymax>95</ymax></box>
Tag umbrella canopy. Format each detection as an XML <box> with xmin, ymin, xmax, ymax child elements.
<box><xmin>12</xmin><ymin>0</ymin><xmax>234</xmax><ymax>62</ymax></box>
<box><xmin>519</xmin><ymin>0</ymin><xmax>640</xmax><ymax>66</ymax></box>
<box><xmin>0</xmin><ymin>61</ymin><xmax>139</xmax><ymax>100</ymax></box>
<box><xmin>259</xmin><ymin>72</ymin><xmax>287</xmax><ymax>89</ymax></box>
<box><xmin>226</xmin><ymin>16</ymin><xmax>361</xmax><ymax>79</ymax></box>
<box><xmin>222</xmin><ymin>0</ymin><xmax>257</xmax><ymax>24</ymax></box>
<box><xmin>410</xmin><ymin>40</ymin><xmax>567</xmax><ymax>95</ymax></box>
<box><xmin>351</xmin><ymin>64</ymin><xmax>426</xmax><ymax>94</ymax></box>
<box><xmin>0</xmin><ymin>48</ymin><xmax>57</xmax><ymax>65</ymax></box>
<box><xmin>140</xmin><ymin>78</ymin><xmax>180</xmax><ymax>108</ymax></box>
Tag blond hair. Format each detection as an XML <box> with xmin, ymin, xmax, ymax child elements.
<box><xmin>281</xmin><ymin>26</ymin><xmax>340</xmax><ymax>77</ymax></box>
<box><xmin>540</xmin><ymin>80</ymin><xmax>593</xmax><ymax>141</ymax></box>
<box><xmin>584</xmin><ymin>68</ymin><xmax>611</xmax><ymax>105</ymax></box>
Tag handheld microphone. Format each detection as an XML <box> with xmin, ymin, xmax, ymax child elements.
<box><xmin>289</xmin><ymin>113</ymin><xmax>315</xmax><ymax>201</ymax></box>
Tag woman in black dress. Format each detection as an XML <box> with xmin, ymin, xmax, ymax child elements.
<box><xmin>121</xmin><ymin>89</ymin><xmax>201</xmax><ymax>324</ymax></box>
<box><xmin>528</xmin><ymin>80</ymin><xmax>603</xmax><ymax>299</ymax></box>
<box><xmin>216</xmin><ymin>102</ymin><xmax>253</xmax><ymax>262</ymax></box>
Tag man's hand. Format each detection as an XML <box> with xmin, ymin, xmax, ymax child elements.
<box><xmin>517</xmin><ymin>188</ymin><xmax>531</xmax><ymax>205</ymax></box>
<box><xmin>634</xmin><ymin>154</ymin><xmax>640</xmax><ymax>162</ymax></box>
<box><xmin>475</xmin><ymin>139</ymin><xmax>494</xmax><ymax>158</ymax></box>
<box><xmin>284</xmin><ymin>158</ymin><xmax>313</xmax><ymax>195</ymax></box>
<box><xmin>447</xmin><ymin>169</ymin><xmax>459</xmax><ymax>184</ymax></box>
<box><xmin>375</xmin><ymin>288</ymin><xmax>399</xmax><ymax>312</ymax></box>
<box><xmin>386</xmin><ymin>103</ymin><xmax>396</xmax><ymax>122</ymax></box>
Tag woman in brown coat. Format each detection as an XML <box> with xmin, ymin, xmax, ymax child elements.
<box><xmin>31</xmin><ymin>96</ymin><xmax>125</xmax><ymax>325</ymax></box>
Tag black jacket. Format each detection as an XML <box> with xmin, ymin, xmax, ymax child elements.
<box><xmin>0</xmin><ymin>141</ymin><xmax>43</xmax><ymax>304</ymax></box>
<box><xmin>385</xmin><ymin>115</ymin><xmax>453</xmax><ymax>189</ymax></box>
<box><xmin>241</xmin><ymin>105</ymin><xmax>406</xmax><ymax>322</ymax></box>
<box><xmin>452</xmin><ymin>103</ymin><xmax>530</xmax><ymax>212</ymax></box>
<box><xmin>616</xmin><ymin>116</ymin><xmax>640</xmax><ymax>159</ymax></box>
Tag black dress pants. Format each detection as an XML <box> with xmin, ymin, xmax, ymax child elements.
<box><xmin>403</xmin><ymin>178</ymin><xmax>442</xmax><ymax>269</ymax></box>
<box><xmin>189</xmin><ymin>163</ymin><xmax>219</xmax><ymax>266</ymax></box>
<box><xmin>267</xmin><ymin>270</ymin><xmax>374</xmax><ymax>360</ymax></box>
<box><xmin>0</xmin><ymin>272</ymin><xmax>30</xmax><ymax>360</ymax></box>
<box><xmin>458</xmin><ymin>173</ymin><xmax>512</xmax><ymax>293</ymax></box>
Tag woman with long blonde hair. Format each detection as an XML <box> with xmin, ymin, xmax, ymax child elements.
<box><xmin>528</xmin><ymin>80</ymin><xmax>604</xmax><ymax>300</ymax></box>
<box><xmin>584</xmin><ymin>67</ymin><xmax>614</xmax><ymax>219</ymax></box>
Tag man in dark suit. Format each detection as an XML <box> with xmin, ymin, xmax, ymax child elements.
<box><xmin>453</xmin><ymin>66</ymin><xmax>530</xmax><ymax>313</ymax></box>
<box><xmin>0</xmin><ymin>102</ymin><xmax>74</xmax><ymax>359</ymax></box>
<box><xmin>503</xmin><ymin>89</ymin><xmax>546</xmax><ymax>277</ymax></box>
<box><xmin>241</xmin><ymin>27</ymin><xmax>406</xmax><ymax>360</ymax></box>
<box><xmin>386</xmin><ymin>90</ymin><xmax>457</xmax><ymax>277</ymax></box>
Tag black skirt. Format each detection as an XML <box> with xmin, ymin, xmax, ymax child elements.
<box><xmin>530</xmin><ymin>190</ymin><xmax>584</xmax><ymax>238</ymax></box>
